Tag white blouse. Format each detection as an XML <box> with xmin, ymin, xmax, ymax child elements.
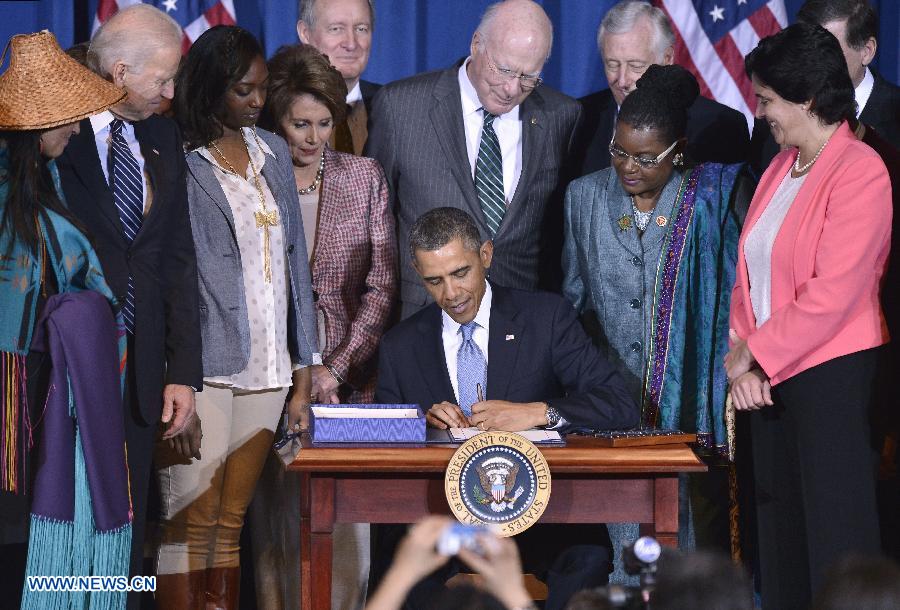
<box><xmin>745</xmin><ymin>168</ymin><xmax>808</xmax><ymax>326</ymax></box>
<box><xmin>201</xmin><ymin>128</ymin><xmax>294</xmax><ymax>390</ymax></box>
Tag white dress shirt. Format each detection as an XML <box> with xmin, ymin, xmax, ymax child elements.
<box><xmin>90</xmin><ymin>110</ymin><xmax>149</xmax><ymax>211</ymax></box>
<box><xmin>201</xmin><ymin>128</ymin><xmax>294</xmax><ymax>390</ymax></box>
<box><xmin>346</xmin><ymin>81</ymin><xmax>363</xmax><ymax>105</ymax></box>
<box><xmin>458</xmin><ymin>59</ymin><xmax>523</xmax><ymax>204</ymax></box>
<box><xmin>442</xmin><ymin>282</ymin><xmax>492</xmax><ymax>404</ymax></box>
<box><xmin>439</xmin><ymin>282</ymin><xmax>564</xmax><ymax>428</ymax></box>
<box><xmin>855</xmin><ymin>67</ymin><xmax>875</xmax><ymax>118</ymax></box>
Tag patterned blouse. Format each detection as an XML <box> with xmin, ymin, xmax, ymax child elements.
<box><xmin>201</xmin><ymin>128</ymin><xmax>294</xmax><ymax>390</ymax></box>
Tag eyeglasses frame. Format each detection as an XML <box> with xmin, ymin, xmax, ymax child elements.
<box><xmin>482</xmin><ymin>50</ymin><xmax>544</xmax><ymax>91</ymax></box>
<box><xmin>608</xmin><ymin>138</ymin><xmax>679</xmax><ymax>169</ymax></box>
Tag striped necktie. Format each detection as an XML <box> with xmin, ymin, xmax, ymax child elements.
<box><xmin>456</xmin><ymin>321</ymin><xmax>487</xmax><ymax>417</ymax></box>
<box><xmin>475</xmin><ymin>111</ymin><xmax>505</xmax><ymax>236</ymax></box>
<box><xmin>109</xmin><ymin>118</ymin><xmax>143</xmax><ymax>333</ymax></box>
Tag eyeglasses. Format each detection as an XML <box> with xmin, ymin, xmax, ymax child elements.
<box><xmin>608</xmin><ymin>139</ymin><xmax>679</xmax><ymax>169</ymax></box>
<box><xmin>484</xmin><ymin>52</ymin><xmax>543</xmax><ymax>91</ymax></box>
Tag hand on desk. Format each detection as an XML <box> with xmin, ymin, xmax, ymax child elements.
<box><xmin>311</xmin><ymin>364</ymin><xmax>340</xmax><ymax>404</ymax></box>
<box><xmin>470</xmin><ymin>400</ymin><xmax>546</xmax><ymax>432</ymax></box>
<box><xmin>426</xmin><ymin>401</ymin><xmax>471</xmax><ymax>429</ymax></box>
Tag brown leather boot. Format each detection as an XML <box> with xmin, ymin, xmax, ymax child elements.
<box><xmin>155</xmin><ymin>570</ymin><xmax>206</xmax><ymax>610</ymax></box>
<box><xmin>204</xmin><ymin>566</ymin><xmax>240</xmax><ymax>610</ymax></box>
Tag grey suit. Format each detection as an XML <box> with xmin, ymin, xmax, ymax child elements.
<box><xmin>184</xmin><ymin>128</ymin><xmax>318</xmax><ymax>376</ymax></box>
<box><xmin>562</xmin><ymin>168</ymin><xmax>691</xmax><ymax>586</ymax></box>
<box><xmin>562</xmin><ymin>168</ymin><xmax>684</xmax><ymax>398</ymax></box>
<box><xmin>365</xmin><ymin>61</ymin><xmax>581</xmax><ymax>315</ymax></box>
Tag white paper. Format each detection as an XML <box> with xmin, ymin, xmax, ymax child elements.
<box><xmin>447</xmin><ymin>427</ymin><xmax>563</xmax><ymax>443</ymax></box>
<box><xmin>311</xmin><ymin>407</ymin><xmax>420</xmax><ymax>419</ymax></box>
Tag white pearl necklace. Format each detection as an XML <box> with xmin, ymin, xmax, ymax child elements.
<box><xmin>298</xmin><ymin>151</ymin><xmax>325</xmax><ymax>194</ymax></box>
<box><xmin>793</xmin><ymin>139</ymin><xmax>828</xmax><ymax>174</ymax></box>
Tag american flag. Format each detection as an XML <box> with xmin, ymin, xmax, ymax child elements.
<box><xmin>93</xmin><ymin>0</ymin><xmax>236</xmax><ymax>53</ymax></box>
<box><xmin>653</xmin><ymin>0</ymin><xmax>787</xmax><ymax>130</ymax></box>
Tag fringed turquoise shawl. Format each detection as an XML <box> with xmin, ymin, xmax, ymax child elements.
<box><xmin>22</xmin><ymin>292</ymin><xmax>130</xmax><ymax>610</ymax></box>
<box><xmin>0</xmin><ymin>146</ymin><xmax>131</xmax><ymax>609</ymax></box>
<box><xmin>643</xmin><ymin>163</ymin><xmax>743</xmax><ymax>457</ymax></box>
<box><xmin>0</xmin><ymin>152</ymin><xmax>115</xmax><ymax>492</ymax></box>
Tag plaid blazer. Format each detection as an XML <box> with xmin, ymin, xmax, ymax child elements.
<box><xmin>312</xmin><ymin>148</ymin><xmax>397</xmax><ymax>400</ymax></box>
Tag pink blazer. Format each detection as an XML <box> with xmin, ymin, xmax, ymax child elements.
<box><xmin>730</xmin><ymin>122</ymin><xmax>892</xmax><ymax>385</ymax></box>
<box><xmin>311</xmin><ymin>148</ymin><xmax>397</xmax><ymax>399</ymax></box>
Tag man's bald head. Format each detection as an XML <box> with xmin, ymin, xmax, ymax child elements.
<box><xmin>466</xmin><ymin>0</ymin><xmax>553</xmax><ymax>116</ymax></box>
<box><xmin>476</xmin><ymin>0</ymin><xmax>553</xmax><ymax>62</ymax></box>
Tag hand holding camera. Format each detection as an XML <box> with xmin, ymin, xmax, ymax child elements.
<box><xmin>365</xmin><ymin>517</ymin><xmax>533</xmax><ymax>610</ymax></box>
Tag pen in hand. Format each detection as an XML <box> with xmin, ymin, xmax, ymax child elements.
<box><xmin>473</xmin><ymin>383</ymin><xmax>484</xmax><ymax>430</ymax></box>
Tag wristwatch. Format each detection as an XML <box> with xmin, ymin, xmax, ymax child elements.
<box><xmin>543</xmin><ymin>404</ymin><xmax>561</xmax><ymax>428</ymax></box>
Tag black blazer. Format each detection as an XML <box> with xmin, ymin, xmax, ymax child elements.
<box><xmin>572</xmin><ymin>88</ymin><xmax>750</xmax><ymax>177</ymax></box>
<box><xmin>56</xmin><ymin>114</ymin><xmax>202</xmax><ymax>423</ymax></box>
<box><xmin>359</xmin><ymin>79</ymin><xmax>381</xmax><ymax>114</ymax></box>
<box><xmin>859</xmin><ymin>70</ymin><xmax>900</xmax><ymax>149</ymax></box>
<box><xmin>375</xmin><ymin>284</ymin><xmax>638</xmax><ymax>432</ymax></box>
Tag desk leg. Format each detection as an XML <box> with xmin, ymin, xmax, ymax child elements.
<box><xmin>300</xmin><ymin>473</ymin><xmax>312</xmax><ymax>610</ymax></box>
<box><xmin>641</xmin><ymin>476</ymin><xmax>679</xmax><ymax>548</ymax></box>
<box><xmin>304</xmin><ymin>476</ymin><xmax>335</xmax><ymax>610</ymax></box>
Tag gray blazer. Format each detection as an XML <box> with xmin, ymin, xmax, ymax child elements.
<box><xmin>184</xmin><ymin>128</ymin><xmax>318</xmax><ymax>377</ymax></box>
<box><xmin>562</xmin><ymin>168</ymin><xmax>684</xmax><ymax>398</ymax></box>
<box><xmin>364</xmin><ymin>61</ymin><xmax>581</xmax><ymax>312</ymax></box>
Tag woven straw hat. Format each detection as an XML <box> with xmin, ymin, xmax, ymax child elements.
<box><xmin>0</xmin><ymin>31</ymin><xmax>125</xmax><ymax>130</ymax></box>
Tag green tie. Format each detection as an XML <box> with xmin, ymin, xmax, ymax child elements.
<box><xmin>475</xmin><ymin>111</ymin><xmax>505</xmax><ymax>236</ymax></box>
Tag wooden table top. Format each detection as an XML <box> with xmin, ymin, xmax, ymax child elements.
<box><xmin>288</xmin><ymin>433</ymin><xmax>706</xmax><ymax>474</ymax></box>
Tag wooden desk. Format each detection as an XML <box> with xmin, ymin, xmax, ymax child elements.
<box><xmin>288</xmin><ymin>435</ymin><xmax>705</xmax><ymax>610</ymax></box>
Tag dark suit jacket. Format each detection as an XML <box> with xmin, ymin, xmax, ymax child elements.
<box><xmin>859</xmin><ymin>70</ymin><xmax>900</xmax><ymax>149</ymax></box>
<box><xmin>375</xmin><ymin>284</ymin><xmax>638</xmax><ymax>432</ymax></box>
<box><xmin>364</xmin><ymin>62</ymin><xmax>581</xmax><ymax>309</ymax></box>
<box><xmin>57</xmin><ymin>114</ymin><xmax>202</xmax><ymax>424</ymax></box>
<box><xmin>572</xmin><ymin>88</ymin><xmax>750</xmax><ymax>177</ymax></box>
<box><xmin>359</xmin><ymin>78</ymin><xmax>380</xmax><ymax>113</ymax></box>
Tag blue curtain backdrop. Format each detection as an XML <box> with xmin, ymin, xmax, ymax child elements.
<box><xmin>1</xmin><ymin>0</ymin><xmax>897</xmax><ymax>99</ymax></box>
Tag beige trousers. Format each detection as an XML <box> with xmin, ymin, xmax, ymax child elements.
<box><xmin>155</xmin><ymin>382</ymin><xmax>287</xmax><ymax>574</ymax></box>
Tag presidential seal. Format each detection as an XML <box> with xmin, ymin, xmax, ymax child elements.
<box><xmin>444</xmin><ymin>432</ymin><xmax>551</xmax><ymax>537</ymax></box>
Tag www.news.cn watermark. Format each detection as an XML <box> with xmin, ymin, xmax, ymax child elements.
<box><xmin>27</xmin><ymin>576</ymin><xmax>157</xmax><ymax>593</ymax></box>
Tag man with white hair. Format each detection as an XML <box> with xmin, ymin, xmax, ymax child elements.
<box><xmin>365</xmin><ymin>0</ymin><xmax>581</xmax><ymax>317</ymax></box>
<box><xmin>571</xmin><ymin>0</ymin><xmax>749</xmax><ymax>177</ymax></box>
<box><xmin>56</xmin><ymin>6</ymin><xmax>202</xmax><ymax>607</ymax></box>
<box><xmin>298</xmin><ymin>0</ymin><xmax>380</xmax><ymax>155</ymax></box>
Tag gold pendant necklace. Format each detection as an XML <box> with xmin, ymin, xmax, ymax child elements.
<box><xmin>210</xmin><ymin>129</ymin><xmax>279</xmax><ymax>283</ymax></box>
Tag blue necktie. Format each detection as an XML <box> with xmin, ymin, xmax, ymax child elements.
<box><xmin>456</xmin><ymin>321</ymin><xmax>487</xmax><ymax>417</ymax></box>
<box><xmin>109</xmin><ymin>119</ymin><xmax>143</xmax><ymax>333</ymax></box>
<box><xmin>475</xmin><ymin>111</ymin><xmax>506</xmax><ymax>236</ymax></box>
